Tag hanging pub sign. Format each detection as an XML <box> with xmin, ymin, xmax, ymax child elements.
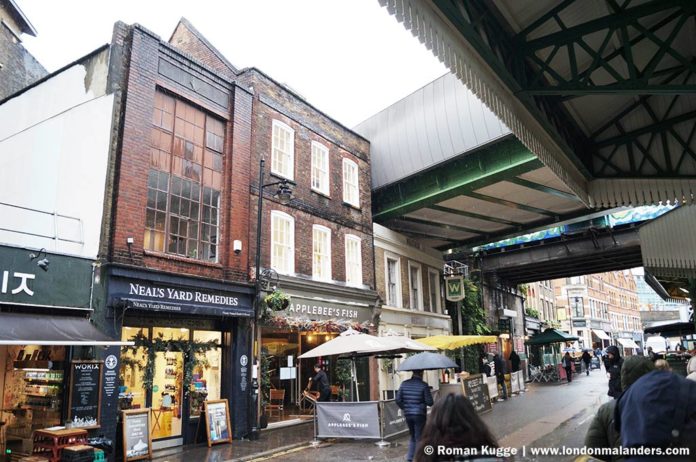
<box><xmin>204</xmin><ymin>399</ymin><xmax>232</xmax><ymax>447</ymax></box>
<box><xmin>122</xmin><ymin>409</ymin><xmax>152</xmax><ymax>461</ymax></box>
<box><xmin>445</xmin><ymin>276</ymin><xmax>465</xmax><ymax>302</ymax></box>
<box><xmin>67</xmin><ymin>360</ymin><xmax>103</xmax><ymax>429</ymax></box>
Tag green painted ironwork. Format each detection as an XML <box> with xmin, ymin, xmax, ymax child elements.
<box><xmin>371</xmin><ymin>138</ymin><xmax>542</xmax><ymax>221</ymax></box>
<box><xmin>427</xmin><ymin>205</ymin><xmax>523</xmax><ymax>227</ymax></box>
<box><xmin>505</xmin><ymin>177</ymin><xmax>581</xmax><ymax>202</ymax></box>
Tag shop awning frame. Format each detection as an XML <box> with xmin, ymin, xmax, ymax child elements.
<box><xmin>417</xmin><ymin>335</ymin><xmax>499</xmax><ymax>350</ymax></box>
<box><xmin>0</xmin><ymin>313</ymin><xmax>133</xmax><ymax>346</ymax></box>
<box><xmin>616</xmin><ymin>338</ymin><xmax>640</xmax><ymax>349</ymax></box>
<box><xmin>592</xmin><ymin>329</ymin><xmax>611</xmax><ymax>341</ymax></box>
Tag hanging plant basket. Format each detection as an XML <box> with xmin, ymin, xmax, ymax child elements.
<box><xmin>263</xmin><ymin>290</ymin><xmax>291</xmax><ymax>311</ymax></box>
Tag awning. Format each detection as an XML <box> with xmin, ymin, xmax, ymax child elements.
<box><xmin>525</xmin><ymin>329</ymin><xmax>579</xmax><ymax>345</ymax></box>
<box><xmin>616</xmin><ymin>338</ymin><xmax>640</xmax><ymax>350</ymax></box>
<box><xmin>417</xmin><ymin>335</ymin><xmax>499</xmax><ymax>350</ymax></box>
<box><xmin>592</xmin><ymin>329</ymin><xmax>611</xmax><ymax>341</ymax></box>
<box><xmin>639</xmin><ymin>206</ymin><xmax>696</xmax><ymax>279</ymax></box>
<box><xmin>0</xmin><ymin>313</ymin><xmax>133</xmax><ymax>346</ymax></box>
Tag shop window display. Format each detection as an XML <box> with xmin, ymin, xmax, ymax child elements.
<box><xmin>190</xmin><ymin>331</ymin><xmax>221</xmax><ymax>417</ymax></box>
<box><xmin>1</xmin><ymin>345</ymin><xmax>66</xmax><ymax>456</ymax></box>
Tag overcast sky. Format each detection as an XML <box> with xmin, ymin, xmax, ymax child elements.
<box><xmin>18</xmin><ymin>0</ymin><xmax>448</xmax><ymax>127</ymax></box>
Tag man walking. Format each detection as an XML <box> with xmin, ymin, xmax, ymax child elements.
<box><xmin>581</xmin><ymin>349</ymin><xmax>592</xmax><ymax>376</ymax></box>
<box><xmin>396</xmin><ymin>370</ymin><xmax>433</xmax><ymax>462</ymax></box>
<box><xmin>562</xmin><ymin>352</ymin><xmax>574</xmax><ymax>383</ymax></box>
<box><xmin>493</xmin><ymin>354</ymin><xmax>508</xmax><ymax>401</ymax></box>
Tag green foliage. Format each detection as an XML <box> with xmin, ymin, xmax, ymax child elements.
<box><xmin>518</xmin><ymin>284</ymin><xmax>529</xmax><ymax>297</ymax></box>
<box><xmin>334</xmin><ymin>359</ymin><xmax>353</xmax><ymax>401</ymax></box>
<box><xmin>460</xmin><ymin>277</ymin><xmax>490</xmax><ymax>335</ymax></box>
<box><xmin>525</xmin><ymin>307</ymin><xmax>541</xmax><ymax>319</ymax></box>
<box><xmin>260</xmin><ymin>348</ymin><xmax>272</xmax><ymax>406</ymax></box>
<box><xmin>263</xmin><ymin>290</ymin><xmax>290</xmax><ymax>311</ymax></box>
<box><xmin>123</xmin><ymin>331</ymin><xmax>219</xmax><ymax>392</ymax></box>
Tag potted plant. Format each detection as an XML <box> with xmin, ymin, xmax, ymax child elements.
<box><xmin>263</xmin><ymin>290</ymin><xmax>291</xmax><ymax>311</ymax></box>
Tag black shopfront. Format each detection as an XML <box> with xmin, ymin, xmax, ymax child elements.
<box><xmin>106</xmin><ymin>266</ymin><xmax>253</xmax><ymax>450</ymax></box>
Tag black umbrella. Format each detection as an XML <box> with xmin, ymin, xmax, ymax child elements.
<box><xmin>397</xmin><ymin>352</ymin><xmax>458</xmax><ymax>371</ymax></box>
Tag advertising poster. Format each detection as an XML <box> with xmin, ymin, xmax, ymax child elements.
<box><xmin>122</xmin><ymin>409</ymin><xmax>151</xmax><ymax>461</ymax></box>
<box><xmin>204</xmin><ymin>399</ymin><xmax>232</xmax><ymax>446</ymax></box>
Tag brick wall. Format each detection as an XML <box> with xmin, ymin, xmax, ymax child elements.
<box><xmin>241</xmin><ymin>69</ymin><xmax>375</xmax><ymax>288</ymax></box>
<box><xmin>375</xmin><ymin>246</ymin><xmax>441</xmax><ymax>311</ymax></box>
<box><xmin>109</xmin><ymin>25</ymin><xmax>249</xmax><ymax>284</ymax></box>
<box><xmin>0</xmin><ymin>21</ymin><xmax>47</xmax><ymax>100</ymax></box>
<box><xmin>168</xmin><ymin>20</ymin><xmax>238</xmax><ymax>80</ymax></box>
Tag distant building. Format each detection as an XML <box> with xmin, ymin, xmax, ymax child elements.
<box><xmin>524</xmin><ymin>280</ymin><xmax>557</xmax><ymax>336</ymax></box>
<box><xmin>553</xmin><ymin>271</ymin><xmax>642</xmax><ymax>354</ymax></box>
<box><xmin>0</xmin><ymin>0</ymin><xmax>46</xmax><ymax>100</ymax></box>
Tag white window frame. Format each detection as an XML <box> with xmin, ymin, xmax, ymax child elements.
<box><xmin>408</xmin><ymin>262</ymin><xmax>423</xmax><ymax>311</ymax></box>
<box><xmin>311</xmin><ymin>141</ymin><xmax>330</xmax><ymax>196</ymax></box>
<box><xmin>427</xmin><ymin>268</ymin><xmax>441</xmax><ymax>313</ymax></box>
<box><xmin>344</xmin><ymin>234</ymin><xmax>362</xmax><ymax>287</ymax></box>
<box><xmin>383</xmin><ymin>253</ymin><xmax>402</xmax><ymax>308</ymax></box>
<box><xmin>271</xmin><ymin>120</ymin><xmax>295</xmax><ymax>180</ymax></box>
<box><xmin>270</xmin><ymin>210</ymin><xmax>294</xmax><ymax>275</ymax></box>
<box><xmin>312</xmin><ymin>224</ymin><xmax>332</xmax><ymax>281</ymax></box>
<box><xmin>342</xmin><ymin>158</ymin><xmax>359</xmax><ymax>208</ymax></box>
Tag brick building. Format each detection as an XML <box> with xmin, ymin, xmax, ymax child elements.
<box><xmin>0</xmin><ymin>14</ymin><xmax>377</xmax><ymax>457</ymax></box>
<box><xmin>0</xmin><ymin>0</ymin><xmax>46</xmax><ymax>100</ymax></box>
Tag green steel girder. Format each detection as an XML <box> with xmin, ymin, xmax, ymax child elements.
<box><xmin>385</xmin><ymin>224</ymin><xmax>458</xmax><ymax>243</ymax></box>
<box><xmin>427</xmin><ymin>205</ymin><xmax>523</xmax><ymax>227</ymax></box>
<box><xmin>371</xmin><ymin>137</ymin><xmax>542</xmax><ymax>222</ymax></box>
<box><xmin>595</xmin><ymin>109</ymin><xmax>696</xmax><ymax>148</ymax></box>
<box><xmin>466</xmin><ymin>192</ymin><xmax>557</xmax><ymax>217</ymax></box>
<box><xmin>398</xmin><ymin>216</ymin><xmax>483</xmax><ymax>236</ymax></box>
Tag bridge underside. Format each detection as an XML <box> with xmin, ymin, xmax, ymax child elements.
<box><xmin>380</xmin><ymin>0</ymin><xmax>696</xmax><ymax>207</ymax></box>
<box><xmin>473</xmin><ymin>224</ymin><xmax>642</xmax><ymax>285</ymax></box>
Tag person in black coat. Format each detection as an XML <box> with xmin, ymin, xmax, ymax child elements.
<box><xmin>581</xmin><ymin>350</ymin><xmax>592</xmax><ymax>376</ymax></box>
<box><xmin>396</xmin><ymin>370</ymin><xmax>433</xmax><ymax>462</ymax></box>
<box><xmin>479</xmin><ymin>354</ymin><xmax>491</xmax><ymax>377</ymax></box>
<box><xmin>605</xmin><ymin>345</ymin><xmax>623</xmax><ymax>398</ymax></box>
<box><xmin>509</xmin><ymin>350</ymin><xmax>521</xmax><ymax>373</ymax></box>
<box><xmin>493</xmin><ymin>354</ymin><xmax>508</xmax><ymax>400</ymax></box>
<box><xmin>307</xmin><ymin>364</ymin><xmax>330</xmax><ymax>402</ymax></box>
<box><xmin>562</xmin><ymin>352</ymin><xmax>574</xmax><ymax>383</ymax></box>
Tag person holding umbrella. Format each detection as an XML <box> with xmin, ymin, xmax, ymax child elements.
<box><xmin>396</xmin><ymin>370</ymin><xmax>433</xmax><ymax>462</ymax></box>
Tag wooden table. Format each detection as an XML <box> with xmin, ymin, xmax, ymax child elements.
<box><xmin>32</xmin><ymin>428</ymin><xmax>88</xmax><ymax>462</ymax></box>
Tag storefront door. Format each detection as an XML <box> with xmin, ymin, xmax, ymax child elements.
<box><xmin>119</xmin><ymin>326</ymin><xmax>222</xmax><ymax>449</ymax></box>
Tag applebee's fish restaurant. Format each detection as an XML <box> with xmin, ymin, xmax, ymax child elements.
<box><xmin>0</xmin><ymin>244</ymin><xmax>129</xmax><ymax>460</ymax></box>
<box><xmin>106</xmin><ymin>265</ymin><xmax>253</xmax><ymax>451</ymax></box>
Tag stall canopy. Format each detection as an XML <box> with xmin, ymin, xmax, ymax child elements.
<box><xmin>592</xmin><ymin>329</ymin><xmax>611</xmax><ymax>341</ymax></box>
<box><xmin>525</xmin><ymin>329</ymin><xmax>579</xmax><ymax>345</ymax></box>
<box><xmin>418</xmin><ymin>335</ymin><xmax>498</xmax><ymax>350</ymax></box>
<box><xmin>617</xmin><ymin>338</ymin><xmax>640</xmax><ymax>350</ymax></box>
<box><xmin>0</xmin><ymin>313</ymin><xmax>133</xmax><ymax>346</ymax></box>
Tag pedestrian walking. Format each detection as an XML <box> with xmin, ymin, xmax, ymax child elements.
<box><xmin>306</xmin><ymin>364</ymin><xmax>330</xmax><ymax>402</ymax></box>
<box><xmin>479</xmin><ymin>354</ymin><xmax>491</xmax><ymax>377</ymax></box>
<box><xmin>415</xmin><ymin>393</ymin><xmax>498</xmax><ymax>462</ymax></box>
<box><xmin>647</xmin><ymin>346</ymin><xmax>657</xmax><ymax>362</ymax></box>
<box><xmin>562</xmin><ymin>352</ymin><xmax>574</xmax><ymax>383</ymax></box>
<box><xmin>584</xmin><ymin>355</ymin><xmax>655</xmax><ymax>461</ymax></box>
<box><xmin>605</xmin><ymin>345</ymin><xmax>623</xmax><ymax>398</ymax></box>
<box><xmin>396</xmin><ymin>370</ymin><xmax>434</xmax><ymax>462</ymax></box>
<box><xmin>493</xmin><ymin>353</ymin><xmax>508</xmax><ymax>400</ymax></box>
<box><xmin>582</xmin><ymin>350</ymin><xmax>592</xmax><ymax>376</ymax></box>
<box><xmin>509</xmin><ymin>350</ymin><xmax>521</xmax><ymax>373</ymax></box>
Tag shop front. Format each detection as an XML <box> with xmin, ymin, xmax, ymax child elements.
<box><xmin>260</xmin><ymin>282</ymin><xmax>376</xmax><ymax>423</ymax></box>
<box><xmin>106</xmin><ymin>266</ymin><xmax>253</xmax><ymax>449</ymax></box>
<box><xmin>0</xmin><ymin>245</ymin><xmax>127</xmax><ymax>460</ymax></box>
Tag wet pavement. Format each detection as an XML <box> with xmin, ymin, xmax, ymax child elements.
<box><xmin>148</xmin><ymin>369</ymin><xmax>609</xmax><ymax>461</ymax></box>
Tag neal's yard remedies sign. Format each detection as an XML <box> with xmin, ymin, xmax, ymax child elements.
<box><xmin>463</xmin><ymin>374</ymin><xmax>492</xmax><ymax>414</ymax></box>
<box><xmin>122</xmin><ymin>409</ymin><xmax>152</xmax><ymax>461</ymax></box>
<box><xmin>68</xmin><ymin>360</ymin><xmax>103</xmax><ymax>428</ymax></box>
<box><xmin>316</xmin><ymin>402</ymin><xmax>381</xmax><ymax>439</ymax></box>
<box><xmin>204</xmin><ymin>400</ymin><xmax>231</xmax><ymax>447</ymax></box>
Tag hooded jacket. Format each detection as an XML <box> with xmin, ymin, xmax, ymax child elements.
<box><xmin>605</xmin><ymin>345</ymin><xmax>623</xmax><ymax>398</ymax></box>
<box><xmin>615</xmin><ymin>370</ymin><xmax>696</xmax><ymax>461</ymax></box>
<box><xmin>584</xmin><ymin>356</ymin><xmax>655</xmax><ymax>461</ymax></box>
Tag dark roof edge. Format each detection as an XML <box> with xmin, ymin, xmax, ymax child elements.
<box><xmin>0</xmin><ymin>44</ymin><xmax>110</xmax><ymax>106</ymax></box>
<box><xmin>7</xmin><ymin>0</ymin><xmax>37</xmax><ymax>36</ymax></box>
<box><xmin>170</xmin><ymin>17</ymin><xmax>239</xmax><ymax>75</ymax></box>
<box><xmin>238</xmin><ymin>66</ymin><xmax>370</xmax><ymax>144</ymax></box>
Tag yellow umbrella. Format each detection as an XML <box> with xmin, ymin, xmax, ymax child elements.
<box><xmin>418</xmin><ymin>335</ymin><xmax>498</xmax><ymax>350</ymax></box>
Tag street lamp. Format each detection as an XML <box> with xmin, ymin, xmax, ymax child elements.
<box><xmin>249</xmin><ymin>158</ymin><xmax>293</xmax><ymax>440</ymax></box>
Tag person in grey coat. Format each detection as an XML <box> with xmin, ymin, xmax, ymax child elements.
<box><xmin>396</xmin><ymin>370</ymin><xmax>434</xmax><ymax>462</ymax></box>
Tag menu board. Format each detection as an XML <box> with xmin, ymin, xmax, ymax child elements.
<box><xmin>204</xmin><ymin>399</ymin><xmax>232</xmax><ymax>447</ymax></box>
<box><xmin>462</xmin><ymin>374</ymin><xmax>492</xmax><ymax>414</ymax></box>
<box><xmin>122</xmin><ymin>409</ymin><xmax>152</xmax><ymax>461</ymax></box>
<box><xmin>68</xmin><ymin>360</ymin><xmax>103</xmax><ymax>428</ymax></box>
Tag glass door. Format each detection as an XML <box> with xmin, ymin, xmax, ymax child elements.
<box><xmin>151</xmin><ymin>328</ymin><xmax>186</xmax><ymax>441</ymax></box>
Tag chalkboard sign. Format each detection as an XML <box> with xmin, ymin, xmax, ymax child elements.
<box><xmin>204</xmin><ymin>399</ymin><xmax>232</xmax><ymax>447</ymax></box>
<box><xmin>462</xmin><ymin>374</ymin><xmax>492</xmax><ymax>414</ymax></box>
<box><xmin>68</xmin><ymin>360</ymin><xmax>103</xmax><ymax>428</ymax></box>
<box><xmin>122</xmin><ymin>409</ymin><xmax>152</xmax><ymax>461</ymax></box>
